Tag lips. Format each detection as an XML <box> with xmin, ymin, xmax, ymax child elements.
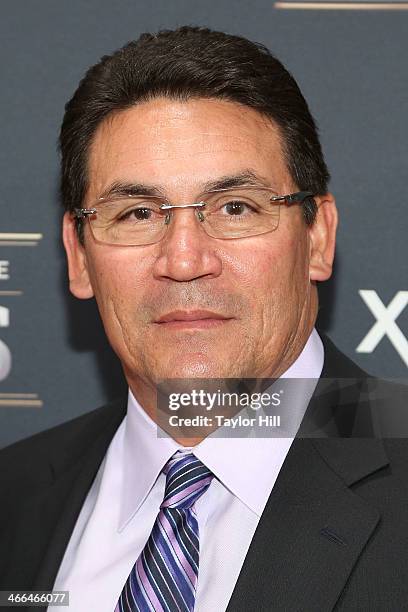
<box><xmin>155</xmin><ymin>310</ymin><xmax>230</xmax><ymax>323</ymax></box>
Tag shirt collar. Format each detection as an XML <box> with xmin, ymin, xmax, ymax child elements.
<box><xmin>119</xmin><ymin>328</ymin><xmax>324</xmax><ymax>529</ymax></box>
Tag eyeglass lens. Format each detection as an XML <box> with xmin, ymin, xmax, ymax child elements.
<box><xmin>88</xmin><ymin>188</ymin><xmax>282</xmax><ymax>245</ymax></box>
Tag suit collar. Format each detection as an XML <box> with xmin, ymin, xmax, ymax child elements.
<box><xmin>318</xmin><ymin>330</ymin><xmax>369</xmax><ymax>379</ymax></box>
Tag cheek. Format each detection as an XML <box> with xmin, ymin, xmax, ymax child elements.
<box><xmin>230</xmin><ymin>233</ymin><xmax>305</xmax><ymax>289</ymax></box>
<box><xmin>227</xmin><ymin>231</ymin><xmax>310</xmax><ymax>325</ymax></box>
<box><xmin>85</xmin><ymin>249</ymin><xmax>150</xmax><ymax>321</ymax></box>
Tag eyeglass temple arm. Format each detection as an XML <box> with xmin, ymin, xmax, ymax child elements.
<box><xmin>271</xmin><ymin>191</ymin><xmax>315</xmax><ymax>205</ymax></box>
<box><xmin>74</xmin><ymin>208</ymin><xmax>97</xmax><ymax>218</ymax></box>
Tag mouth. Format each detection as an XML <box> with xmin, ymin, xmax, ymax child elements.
<box><xmin>154</xmin><ymin>309</ymin><xmax>234</xmax><ymax>329</ymax></box>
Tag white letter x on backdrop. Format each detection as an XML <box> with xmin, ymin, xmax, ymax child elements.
<box><xmin>356</xmin><ymin>290</ymin><xmax>408</xmax><ymax>367</ymax></box>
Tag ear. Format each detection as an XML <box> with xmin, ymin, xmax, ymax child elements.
<box><xmin>308</xmin><ymin>193</ymin><xmax>338</xmax><ymax>282</ymax></box>
<box><xmin>62</xmin><ymin>212</ymin><xmax>94</xmax><ymax>299</ymax></box>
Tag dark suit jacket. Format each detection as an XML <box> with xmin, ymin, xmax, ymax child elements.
<box><xmin>1</xmin><ymin>334</ymin><xmax>408</xmax><ymax>611</ymax></box>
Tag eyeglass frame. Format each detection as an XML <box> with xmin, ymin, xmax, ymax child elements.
<box><xmin>73</xmin><ymin>186</ymin><xmax>317</xmax><ymax>246</ymax></box>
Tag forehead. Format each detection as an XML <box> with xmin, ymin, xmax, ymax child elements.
<box><xmin>86</xmin><ymin>97</ymin><xmax>292</xmax><ymax>200</ymax></box>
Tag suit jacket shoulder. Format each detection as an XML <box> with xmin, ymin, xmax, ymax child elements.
<box><xmin>0</xmin><ymin>397</ymin><xmax>127</xmax><ymax>491</ymax></box>
<box><xmin>0</xmin><ymin>396</ymin><xmax>126</xmax><ymax>594</ymax></box>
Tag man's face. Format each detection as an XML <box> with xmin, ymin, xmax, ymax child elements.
<box><xmin>64</xmin><ymin>97</ymin><xmax>336</xmax><ymax>396</ymax></box>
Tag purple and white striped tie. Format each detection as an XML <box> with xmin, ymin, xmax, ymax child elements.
<box><xmin>114</xmin><ymin>450</ymin><xmax>214</xmax><ymax>612</ymax></box>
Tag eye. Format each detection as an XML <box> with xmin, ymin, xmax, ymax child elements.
<box><xmin>117</xmin><ymin>206</ymin><xmax>158</xmax><ymax>222</ymax></box>
<box><xmin>222</xmin><ymin>200</ymin><xmax>257</xmax><ymax>216</ymax></box>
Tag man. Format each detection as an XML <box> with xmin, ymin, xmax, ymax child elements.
<box><xmin>0</xmin><ymin>25</ymin><xmax>407</xmax><ymax>612</ymax></box>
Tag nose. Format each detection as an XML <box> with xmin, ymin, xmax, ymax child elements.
<box><xmin>152</xmin><ymin>207</ymin><xmax>222</xmax><ymax>282</ymax></box>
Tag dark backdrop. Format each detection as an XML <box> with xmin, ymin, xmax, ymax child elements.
<box><xmin>1</xmin><ymin>0</ymin><xmax>407</xmax><ymax>448</ymax></box>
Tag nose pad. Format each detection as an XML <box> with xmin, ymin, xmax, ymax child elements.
<box><xmin>162</xmin><ymin>204</ymin><xmax>207</xmax><ymax>235</ymax></box>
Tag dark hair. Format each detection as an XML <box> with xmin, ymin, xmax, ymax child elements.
<box><xmin>59</xmin><ymin>25</ymin><xmax>329</xmax><ymax>234</ymax></box>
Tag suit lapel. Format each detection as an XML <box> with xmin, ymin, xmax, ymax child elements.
<box><xmin>227</xmin><ymin>334</ymin><xmax>389</xmax><ymax>611</ymax></box>
<box><xmin>29</xmin><ymin>399</ymin><xmax>127</xmax><ymax>596</ymax></box>
<box><xmin>226</xmin><ymin>436</ymin><xmax>388</xmax><ymax>611</ymax></box>
<box><xmin>31</xmin><ymin>434</ymin><xmax>115</xmax><ymax>592</ymax></box>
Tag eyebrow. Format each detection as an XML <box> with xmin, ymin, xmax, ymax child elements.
<box><xmin>202</xmin><ymin>170</ymin><xmax>272</xmax><ymax>192</ymax></box>
<box><xmin>97</xmin><ymin>169</ymin><xmax>274</xmax><ymax>201</ymax></box>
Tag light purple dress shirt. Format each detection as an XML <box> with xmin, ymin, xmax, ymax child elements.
<box><xmin>51</xmin><ymin>328</ymin><xmax>323</xmax><ymax>612</ymax></box>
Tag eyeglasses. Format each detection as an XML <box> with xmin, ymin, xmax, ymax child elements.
<box><xmin>74</xmin><ymin>186</ymin><xmax>316</xmax><ymax>247</ymax></box>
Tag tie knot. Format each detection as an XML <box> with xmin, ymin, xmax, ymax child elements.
<box><xmin>161</xmin><ymin>450</ymin><xmax>213</xmax><ymax>510</ymax></box>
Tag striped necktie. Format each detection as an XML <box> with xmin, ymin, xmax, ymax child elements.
<box><xmin>114</xmin><ymin>450</ymin><xmax>214</xmax><ymax>612</ymax></box>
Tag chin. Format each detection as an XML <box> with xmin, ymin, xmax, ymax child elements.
<box><xmin>165</xmin><ymin>362</ymin><xmax>219</xmax><ymax>379</ymax></box>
